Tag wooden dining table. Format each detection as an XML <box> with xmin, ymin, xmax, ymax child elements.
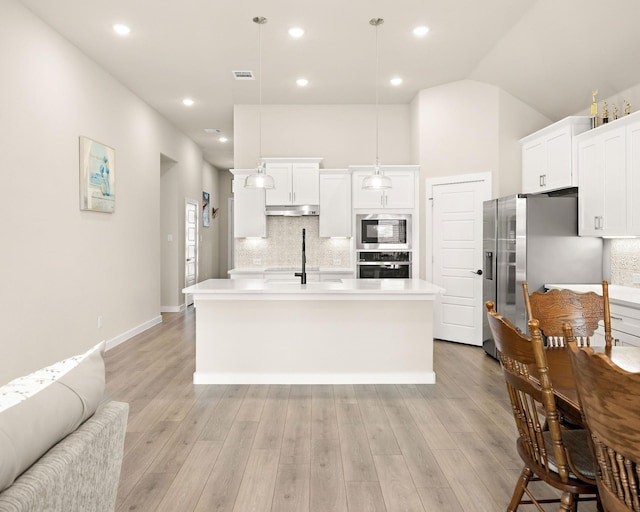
<box><xmin>532</xmin><ymin>345</ymin><xmax>640</xmax><ymax>425</ymax></box>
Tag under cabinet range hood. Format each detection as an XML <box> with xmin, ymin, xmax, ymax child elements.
<box><xmin>265</xmin><ymin>205</ymin><xmax>319</xmax><ymax>216</ymax></box>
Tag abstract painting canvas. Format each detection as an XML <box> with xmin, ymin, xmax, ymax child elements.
<box><xmin>79</xmin><ymin>136</ymin><xmax>115</xmax><ymax>213</ymax></box>
<box><xmin>203</xmin><ymin>191</ymin><xmax>210</xmax><ymax>226</ymax></box>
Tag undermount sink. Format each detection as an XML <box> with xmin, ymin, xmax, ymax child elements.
<box><xmin>264</xmin><ymin>280</ymin><xmax>342</xmax><ymax>289</ymax></box>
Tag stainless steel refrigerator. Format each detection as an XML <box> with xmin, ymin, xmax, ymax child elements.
<box><xmin>482</xmin><ymin>194</ymin><xmax>603</xmax><ymax>358</ymax></box>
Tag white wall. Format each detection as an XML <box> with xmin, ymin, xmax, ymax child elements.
<box><xmin>160</xmin><ymin>155</ymin><xmax>180</xmax><ymax>309</ymax></box>
<box><xmin>233</xmin><ymin>104</ymin><xmax>413</xmax><ymax>169</ymax></box>
<box><xmin>0</xmin><ymin>0</ymin><xmax>204</xmax><ymax>383</ymax></box>
<box><xmin>498</xmin><ymin>88</ymin><xmax>552</xmax><ymax>197</ymax></box>
<box><xmin>217</xmin><ymin>171</ymin><xmax>234</xmax><ymax>275</ymax></box>
<box><xmin>411</xmin><ymin>79</ymin><xmax>552</xmax><ymax>278</ymax></box>
<box><xmin>200</xmin><ymin>161</ymin><xmax>221</xmax><ymax>280</ymax></box>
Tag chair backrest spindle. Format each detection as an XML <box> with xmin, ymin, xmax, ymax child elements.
<box><xmin>522</xmin><ymin>281</ymin><xmax>612</xmax><ymax>348</ymax></box>
<box><xmin>567</xmin><ymin>331</ymin><xmax>640</xmax><ymax>512</ymax></box>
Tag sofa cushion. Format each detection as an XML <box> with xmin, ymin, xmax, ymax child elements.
<box><xmin>0</xmin><ymin>342</ymin><xmax>106</xmax><ymax>493</ymax></box>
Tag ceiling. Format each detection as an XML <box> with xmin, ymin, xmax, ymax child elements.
<box><xmin>17</xmin><ymin>0</ymin><xmax>640</xmax><ymax>170</ymax></box>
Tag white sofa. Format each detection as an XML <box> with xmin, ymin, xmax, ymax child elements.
<box><xmin>0</xmin><ymin>343</ymin><xmax>128</xmax><ymax>512</ymax></box>
<box><xmin>0</xmin><ymin>400</ymin><xmax>128</xmax><ymax>512</ymax></box>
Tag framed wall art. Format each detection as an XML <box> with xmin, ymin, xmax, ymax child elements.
<box><xmin>79</xmin><ymin>136</ymin><xmax>115</xmax><ymax>213</ymax></box>
<box><xmin>202</xmin><ymin>191</ymin><xmax>210</xmax><ymax>227</ymax></box>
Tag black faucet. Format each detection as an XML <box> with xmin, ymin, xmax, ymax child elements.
<box><xmin>294</xmin><ymin>228</ymin><xmax>307</xmax><ymax>284</ymax></box>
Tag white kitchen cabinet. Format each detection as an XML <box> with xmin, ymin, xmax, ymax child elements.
<box><xmin>264</xmin><ymin>158</ymin><xmax>322</xmax><ymax>206</ymax></box>
<box><xmin>351</xmin><ymin>166</ymin><xmax>417</xmax><ymax>209</ymax></box>
<box><xmin>594</xmin><ymin>302</ymin><xmax>640</xmax><ymax>347</ymax></box>
<box><xmin>520</xmin><ymin>116</ymin><xmax>592</xmax><ymax>194</ymax></box>
<box><xmin>231</xmin><ymin>169</ymin><xmax>266</xmax><ymax>238</ymax></box>
<box><xmin>577</xmin><ymin>111</ymin><xmax>640</xmax><ymax>236</ymax></box>
<box><xmin>319</xmin><ymin>170</ymin><xmax>351</xmax><ymax>237</ymax></box>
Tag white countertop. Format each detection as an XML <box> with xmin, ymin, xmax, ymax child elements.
<box><xmin>545</xmin><ymin>283</ymin><xmax>640</xmax><ymax>309</ymax></box>
<box><xmin>184</xmin><ymin>278</ymin><xmax>444</xmax><ymax>301</ymax></box>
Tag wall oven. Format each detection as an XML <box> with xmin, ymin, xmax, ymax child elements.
<box><xmin>357</xmin><ymin>251</ymin><xmax>412</xmax><ymax>279</ymax></box>
<box><xmin>356</xmin><ymin>214</ymin><xmax>411</xmax><ymax>250</ymax></box>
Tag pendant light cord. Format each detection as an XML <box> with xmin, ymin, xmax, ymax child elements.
<box><xmin>370</xmin><ymin>18</ymin><xmax>383</xmax><ymax>172</ymax></box>
<box><xmin>375</xmin><ymin>21</ymin><xmax>379</xmax><ymax>170</ymax></box>
<box><xmin>253</xmin><ymin>16</ymin><xmax>267</xmax><ymax>170</ymax></box>
<box><xmin>258</xmin><ymin>19</ymin><xmax>263</xmax><ymax>166</ymax></box>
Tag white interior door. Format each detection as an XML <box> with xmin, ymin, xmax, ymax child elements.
<box><xmin>185</xmin><ymin>200</ymin><xmax>198</xmax><ymax>306</ymax></box>
<box><xmin>429</xmin><ymin>175</ymin><xmax>490</xmax><ymax>346</ymax></box>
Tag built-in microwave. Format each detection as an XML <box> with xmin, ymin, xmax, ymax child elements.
<box><xmin>356</xmin><ymin>214</ymin><xmax>412</xmax><ymax>250</ymax></box>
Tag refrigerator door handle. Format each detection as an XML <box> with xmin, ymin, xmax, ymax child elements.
<box><xmin>484</xmin><ymin>251</ymin><xmax>493</xmax><ymax>280</ymax></box>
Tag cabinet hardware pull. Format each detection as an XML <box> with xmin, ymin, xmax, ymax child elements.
<box><xmin>594</xmin><ymin>216</ymin><xmax>603</xmax><ymax>230</ymax></box>
<box><xmin>611</xmin><ymin>315</ymin><xmax>623</xmax><ymax>321</ymax></box>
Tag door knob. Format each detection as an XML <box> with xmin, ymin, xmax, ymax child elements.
<box><xmin>471</xmin><ymin>269</ymin><xmax>483</xmax><ymax>275</ymax></box>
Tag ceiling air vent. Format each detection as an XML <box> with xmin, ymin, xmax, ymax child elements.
<box><xmin>233</xmin><ymin>70</ymin><xmax>255</xmax><ymax>80</ymax></box>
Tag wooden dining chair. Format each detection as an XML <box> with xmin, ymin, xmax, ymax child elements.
<box><xmin>523</xmin><ymin>281</ymin><xmax>612</xmax><ymax>348</ymax></box>
<box><xmin>567</xmin><ymin>329</ymin><xmax>640</xmax><ymax>512</ymax></box>
<box><xmin>486</xmin><ymin>301</ymin><xmax>599</xmax><ymax>511</ymax></box>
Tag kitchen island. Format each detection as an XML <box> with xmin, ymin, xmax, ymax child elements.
<box><xmin>182</xmin><ymin>278</ymin><xmax>444</xmax><ymax>385</ymax></box>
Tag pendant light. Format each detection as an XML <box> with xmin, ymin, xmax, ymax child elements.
<box><xmin>245</xmin><ymin>16</ymin><xmax>275</xmax><ymax>189</ymax></box>
<box><xmin>362</xmin><ymin>17</ymin><xmax>392</xmax><ymax>190</ymax></box>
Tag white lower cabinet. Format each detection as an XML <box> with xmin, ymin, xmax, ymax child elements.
<box><xmin>231</xmin><ymin>169</ymin><xmax>266</xmax><ymax>238</ymax></box>
<box><xmin>595</xmin><ymin>303</ymin><xmax>640</xmax><ymax>347</ymax></box>
<box><xmin>319</xmin><ymin>170</ymin><xmax>351</xmax><ymax>237</ymax></box>
<box><xmin>610</xmin><ymin>303</ymin><xmax>640</xmax><ymax>347</ymax></box>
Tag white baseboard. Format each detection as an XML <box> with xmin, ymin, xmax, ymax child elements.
<box><xmin>192</xmin><ymin>371</ymin><xmax>437</xmax><ymax>385</ymax></box>
<box><xmin>105</xmin><ymin>315</ymin><xmax>163</xmax><ymax>351</ymax></box>
<box><xmin>160</xmin><ymin>304</ymin><xmax>186</xmax><ymax>313</ymax></box>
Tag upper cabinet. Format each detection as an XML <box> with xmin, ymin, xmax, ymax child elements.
<box><xmin>351</xmin><ymin>166</ymin><xmax>418</xmax><ymax>209</ymax></box>
<box><xmin>231</xmin><ymin>169</ymin><xmax>266</xmax><ymax>238</ymax></box>
<box><xmin>319</xmin><ymin>170</ymin><xmax>351</xmax><ymax>237</ymax></box>
<box><xmin>264</xmin><ymin>158</ymin><xmax>322</xmax><ymax>206</ymax></box>
<box><xmin>577</xmin><ymin>111</ymin><xmax>640</xmax><ymax>237</ymax></box>
<box><xmin>520</xmin><ymin>116</ymin><xmax>592</xmax><ymax>194</ymax></box>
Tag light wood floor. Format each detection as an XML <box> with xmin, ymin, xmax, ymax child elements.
<box><xmin>106</xmin><ymin>307</ymin><xmax>598</xmax><ymax>512</ymax></box>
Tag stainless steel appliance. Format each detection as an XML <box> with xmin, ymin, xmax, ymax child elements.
<box><xmin>265</xmin><ymin>205</ymin><xmax>319</xmax><ymax>216</ymax></box>
<box><xmin>357</xmin><ymin>251</ymin><xmax>411</xmax><ymax>279</ymax></box>
<box><xmin>356</xmin><ymin>214</ymin><xmax>411</xmax><ymax>250</ymax></box>
<box><xmin>482</xmin><ymin>194</ymin><xmax>603</xmax><ymax>358</ymax></box>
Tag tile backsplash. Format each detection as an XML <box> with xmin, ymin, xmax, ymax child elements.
<box><xmin>234</xmin><ymin>217</ymin><xmax>352</xmax><ymax>269</ymax></box>
<box><xmin>610</xmin><ymin>239</ymin><xmax>640</xmax><ymax>287</ymax></box>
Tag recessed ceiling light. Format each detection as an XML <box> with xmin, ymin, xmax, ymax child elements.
<box><xmin>182</xmin><ymin>98</ymin><xmax>194</xmax><ymax>106</ymax></box>
<box><xmin>390</xmin><ymin>77</ymin><xmax>403</xmax><ymax>86</ymax></box>
<box><xmin>296</xmin><ymin>78</ymin><xmax>309</xmax><ymax>87</ymax></box>
<box><xmin>288</xmin><ymin>27</ymin><xmax>305</xmax><ymax>38</ymax></box>
<box><xmin>413</xmin><ymin>26</ymin><xmax>429</xmax><ymax>37</ymax></box>
<box><xmin>112</xmin><ymin>24</ymin><xmax>131</xmax><ymax>36</ymax></box>
<box><xmin>219</xmin><ymin>136</ymin><xmax>228</xmax><ymax>143</ymax></box>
